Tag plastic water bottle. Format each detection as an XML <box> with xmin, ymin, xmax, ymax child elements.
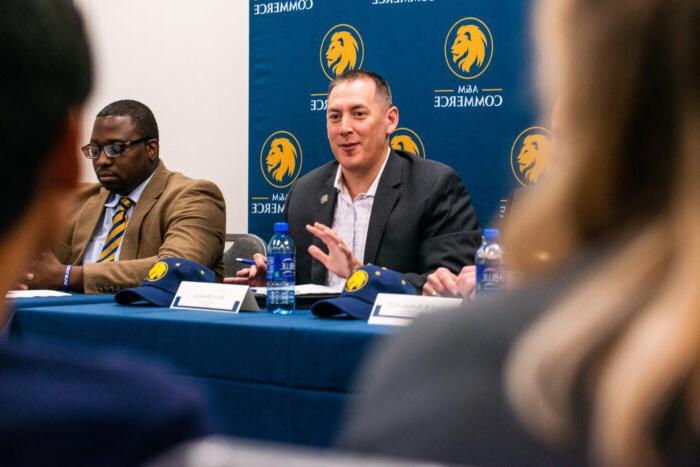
<box><xmin>475</xmin><ymin>228</ymin><xmax>506</xmax><ymax>295</ymax></box>
<box><xmin>266</xmin><ymin>222</ymin><xmax>295</xmax><ymax>314</ymax></box>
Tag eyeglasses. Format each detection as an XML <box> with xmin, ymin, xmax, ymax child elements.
<box><xmin>81</xmin><ymin>137</ymin><xmax>154</xmax><ymax>159</ymax></box>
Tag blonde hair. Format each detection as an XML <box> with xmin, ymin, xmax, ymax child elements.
<box><xmin>503</xmin><ymin>0</ymin><xmax>700</xmax><ymax>465</ymax></box>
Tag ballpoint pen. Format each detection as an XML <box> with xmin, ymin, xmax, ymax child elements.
<box><xmin>235</xmin><ymin>258</ymin><xmax>257</xmax><ymax>266</ymax></box>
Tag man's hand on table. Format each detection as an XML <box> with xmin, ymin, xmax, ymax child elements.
<box><xmin>19</xmin><ymin>251</ymin><xmax>84</xmax><ymax>292</ymax></box>
<box><xmin>224</xmin><ymin>253</ymin><xmax>267</xmax><ymax>287</ymax></box>
<box><xmin>422</xmin><ymin>265</ymin><xmax>475</xmax><ymax>299</ymax></box>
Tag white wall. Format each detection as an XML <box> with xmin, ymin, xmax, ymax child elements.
<box><xmin>75</xmin><ymin>0</ymin><xmax>248</xmax><ymax>234</ymax></box>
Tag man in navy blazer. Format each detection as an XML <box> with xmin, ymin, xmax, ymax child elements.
<box><xmin>286</xmin><ymin>148</ymin><xmax>479</xmax><ymax>289</ymax></box>
<box><xmin>230</xmin><ymin>70</ymin><xmax>480</xmax><ymax>292</ymax></box>
<box><xmin>0</xmin><ymin>1</ymin><xmax>214</xmax><ymax>465</ymax></box>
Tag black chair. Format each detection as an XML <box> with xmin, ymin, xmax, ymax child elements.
<box><xmin>223</xmin><ymin>233</ymin><xmax>267</xmax><ymax>276</ymax></box>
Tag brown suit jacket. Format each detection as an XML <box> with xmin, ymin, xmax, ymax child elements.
<box><xmin>55</xmin><ymin>161</ymin><xmax>225</xmax><ymax>293</ymax></box>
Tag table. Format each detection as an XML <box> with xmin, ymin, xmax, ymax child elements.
<box><xmin>9</xmin><ymin>293</ymin><xmax>114</xmax><ymax>309</ymax></box>
<box><xmin>9</xmin><ymin>300</ymin><xmax>395</xmax><ymax>447</ymax></box>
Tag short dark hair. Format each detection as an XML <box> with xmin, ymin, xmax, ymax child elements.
<box><xmin>0</xmin><ymin>0</ymin><xmax>92</xmax><ymax>237</ymax></box>
<box><xmin>97</xmin><ymin>100</ymin><xmax>159</xmax><ymax>140</ymax></box>
<box><xmin>327</xmin><ymin>69</ymin><xmax>393</xmax><ymax>107</ymax></box>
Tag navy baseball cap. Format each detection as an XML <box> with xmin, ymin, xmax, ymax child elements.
<box><xmin>312</xmin><ymin>264</ymin><xmax>416</xmax><ymax>320</ymax></box>
<box><xmin>115</xmin><ymin>258</ymin><xmax>215</xmax><ymax>306</ymax></box>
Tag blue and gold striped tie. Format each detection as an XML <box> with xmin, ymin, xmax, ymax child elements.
<box><xmin>96</xmin><ymin>197</ymin><xmax>134</xmax><ymax>263</ymax></box>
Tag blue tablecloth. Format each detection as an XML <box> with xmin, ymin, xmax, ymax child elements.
<box><xmin>9</xmin><ymin>293</ymin><xmax>114</xmax><ymax>308</ymax></box>
<box><xmin>9</xmin><ymin>300</ymin><xmax>395</xmax><ymax>447</ymax></box>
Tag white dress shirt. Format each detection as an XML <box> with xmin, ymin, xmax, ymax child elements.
<box><xmin>82</xmin><ymin>172</ymin><xmax>155</xmax><ymax>264</ymax></box>
<box><xmin>327</xmin><ymin>147</ymin><xmax>390</xmax><ymax>290</ymax></box>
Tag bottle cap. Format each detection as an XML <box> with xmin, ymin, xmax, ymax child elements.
<box><xmin>274</xmin><ymin>222</ymin><xmax>289</xmax><ymax>233</ymax></box>
<box><xmin>483</xmin><ymin>228</ymin><xmax>500</xmax><ymax>239</ymax></box>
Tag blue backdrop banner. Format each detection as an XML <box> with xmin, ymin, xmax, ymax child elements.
<box><xmin>249</xmin><ymin>0</ymin><xmax>547</xmax><ymax>239</ymax></box>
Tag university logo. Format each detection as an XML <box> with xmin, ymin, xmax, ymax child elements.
<box><xmin>147</xmin><ymin>261</ymin><xmax>169</xmax><ymax>282</ymax></box>
<box><xmin>260</xmin><ymin>131</ymin><xmax>303</xmax><ymax>188</ymax></box>
<box><xmin>510</xmin><ymin>127</ymin><xmax>552</xmax><ymax>186</ymax></box>
<box><xmin>320</xmin><ymin>24</ymin><xmax>364</xmax><ymax>80</ymax></box>
<box><xmin>444</xmin><ymin>17</ymin><xmax>494</xmax><ymax>80</ymax></box>
<box><xmin>345</xmin><ymin>269</ymin><xmax>369</xmax><ymax>292</ymax></box>
<box><xmin>390</xmin><ymin>127</ymin><xmax>426</xmax><ymax>159</ymax></box>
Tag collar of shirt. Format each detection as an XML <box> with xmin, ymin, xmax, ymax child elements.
<box><xmin>333</xmin><ymin>146</ymin><xmax>390</xmax><ymax>200</ymax></box>
<box><xmin>104</xmin><ymin>170</ymin><xmax>155</xmax><ymax>208</ymax></box>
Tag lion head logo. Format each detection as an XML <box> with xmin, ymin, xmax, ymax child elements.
<box><xmin>391</xmin><ymin>135</ymin><xmax>419</xmax><ymax>156</ymax></box>
<box><xmin>510</xmin><ymin>127</ymin><xmax>552</xmax><ymax>186</ymax></box>
<box><xmin>266</xmin><ymin>137</ymin><xmax>297</xmax><ymax>183</ymax></box>
<box><xmin>451</xmin><ymin>25</ymin><xmax>487</xmax><ymax>73</ymax></box>
<box><xmin>445</xmin><ymin>18</ymin><xmax>494</xmax><ymax>79</ymax></box>
<box><xmin>320</xmin><ymin>24</ymin><xmax>364</xmax><ymax>80</ymax></box>
<box><xmin>390</xmin><ymin>128</ymin><xmax>426</xmax><ymax>159</ymax></box>
<box><xmin>345</xmin><ymin>269</ymin><xmax>369</xmax><ymax>292</ymax></box>
<box><xmin>518</xmin><ymin>135</ymin><xmax>550</xmax><ymax>183</ymax></box>
<box><xmin>326</xmin><ymin>31</ymin><xmax>358</xmax><ymax>76</ymax></box>
<box><xmin>260</xmin><ymin>131</ymin><xmax>303</xmax><ymax>188</ymax></box>
<box><xmin>147</xmin><ymin>261</ymin><xmax>168</xmax><ymax>282</ymax></box>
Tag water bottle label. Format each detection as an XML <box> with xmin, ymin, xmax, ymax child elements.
<box><xmin>476</xmin><ymin>263</ymin><xmax>507</xmax><ymax>292</ymax></box>
<box><xmin>268</xmin><ymin>254</ymin><xmax>295</xmax><ymax>283</ymax></box>
<box><xmin>281</xmin><ymin>256</ymin><xmax>295</xmax><ymax>281</ymax></box>
<box><xmin>267</xmin><ymin>252</ymin><xmax>295</xmax><ymax>313</ymax></box>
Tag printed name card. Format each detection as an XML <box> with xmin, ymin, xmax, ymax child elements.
<box><xmin>368</xmin><ymin>293</ymin><xmax>463</xmax><ymax>326</ymax></box>
<box><xmin>171</xmin><ymin>282</ymin><xmax>260</xmax><ymax>313</ymax></box>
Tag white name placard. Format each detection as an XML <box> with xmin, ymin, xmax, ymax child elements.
<box><xmin>368</xmin><ymin>293</ymin><xmax>463</xmax><ymax>326</ymax></box>
<box><xmin>171</xmin><ymin>282</ymin><xmax>260</xmax><ymax>313</ymax></box>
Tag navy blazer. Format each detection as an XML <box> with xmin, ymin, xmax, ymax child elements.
<box><xmin>285</xmin><ymin>150</ymin><xmax>481</xmax><ymax>288</ymax></box>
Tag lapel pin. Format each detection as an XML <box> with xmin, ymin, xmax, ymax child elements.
<box><xmin>320</xmin><ymin>194</ymin><xmax>329</xmax><ymax>205</ymax></box>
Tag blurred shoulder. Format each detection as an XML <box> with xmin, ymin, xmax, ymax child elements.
<box><xmin>0</xmin><ymin>339</ymin><xmax>211</xmax><ymax>421</ymax></box>
<box><xmin>0</xmin><ymin>339</ymin><xmax>214</xmax><ymax>464</ymax></box>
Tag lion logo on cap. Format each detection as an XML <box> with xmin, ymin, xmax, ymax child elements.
<box><xmin>147</xmin><ymin>261</ymin><xmax>169</xmax><ymax>282</ymax></box>
<box><xmin>345</xmin><ymin>269</ymin><xmax>369</xmax><ymax>292</ymax></box>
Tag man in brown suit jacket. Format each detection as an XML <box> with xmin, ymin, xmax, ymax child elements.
<box><xmin>22</xmin><ymin>100</ymin><xmax>225</xmax><ymax>293</ymax></box>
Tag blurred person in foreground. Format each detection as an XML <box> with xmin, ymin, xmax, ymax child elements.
<box><xmin>0</xmin><ymin>1</ymin><xmax>214</xmax><ymax>465</ymax></box>
<box><xmin>340</xmin><ymin>0</ymin><xmax>700</xmax><ymax>466</ymax></box>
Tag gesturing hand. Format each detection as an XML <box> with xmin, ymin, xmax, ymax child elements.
<box><xmin>306</xmin><ymin>222</ymin><xmax>361</xmax><ymax>279</ymax></box>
